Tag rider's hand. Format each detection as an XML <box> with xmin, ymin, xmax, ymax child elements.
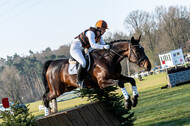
<box><xmin>103</xmin><ymin>44</ymin><xmax>110</xmax><ymax>50</ymax></box>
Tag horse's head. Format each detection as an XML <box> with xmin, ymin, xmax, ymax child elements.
<box><xmin>127</xmin><ymin>36</ymin><xmax>151</xmax><ymax>71</ymax></box>
<box><xmin>106</xmin><ymin>36</ymin><xmax>151</xmax><ymax>71</ymax></box>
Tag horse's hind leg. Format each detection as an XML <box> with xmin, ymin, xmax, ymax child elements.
<box><xmin>51</xmin><ymin>99</ymin><xmax>57</xmax><ymax>113</ymax></box>
<box><xmin>43</xmin><ymin>93</ymin><xmax>50</xmax><ymax>108</ymax></box>
<box><xmin>44</xmin><ymin>91</ymin><xmax>57</xmax><ymax>114</ymax></box>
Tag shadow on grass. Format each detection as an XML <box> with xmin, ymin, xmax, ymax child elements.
<box><xmin>176</xmin><ymin>81</ymin><xmax>190</xmax><ymax>87</ymax></box>
<box><xmin>134</xmin><ymin>83</ymin><xmax>190</xmax><ymax>126</ymax></box>
<box><xmin>149</xmin><ymin>116</ymin><xmax>190</xmax><ymax>126</ymax></box>
<box><xmin>139</xmin><ymin>83</ymin><xmax>190</xmax><ymax>101</ymax></box>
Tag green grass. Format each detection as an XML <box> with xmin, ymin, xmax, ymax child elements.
<box><xmin>0</xmin><ymin>95</ymin><xmax>90</xmax><ymax>124</ymax></box>
<box><xmin>1</xmin><ymin>72</ymin><xmax>190</xmax><ymax>125</ymax></box>
<box><xmin>26</xmin><ymin>96</ymin><xmax>90</xmax><ymax>119</ymax></box>
<box><xmin>127</xmin><ymin>73</ymin><xmax>190</xmax><ymax>126</ymax></box>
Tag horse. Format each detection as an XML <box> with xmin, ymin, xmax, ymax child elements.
<box><xmin>42</xmin><ymin>36</ymin><xmax>151</xmax><ymax>114</ymax></box>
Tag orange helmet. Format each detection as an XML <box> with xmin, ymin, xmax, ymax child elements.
<box><xmin>95</xmin><ymin>20</ymin><xmax>108</xmax><ymax>29</ymax></box>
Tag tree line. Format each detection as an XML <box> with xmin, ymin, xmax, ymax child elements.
<box><xmin>0</xmin><ymin>5</ymin><xmax>190</xmax><ymax>104</ymax></box>
<box><xmin>0</xmin><ymin>45</ymin><xmax>70</xmax><ymax>103</ymax></box>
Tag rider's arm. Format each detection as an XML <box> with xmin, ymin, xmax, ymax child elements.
<box><xmin>99</xmin><ymin>37</ymin><xmax>106</xmax><ymax>45</ymax></box>
<box><xmin>86</xmin><ymin>31</ymin><xmax>105</xmax><ymax>49</ymax></box>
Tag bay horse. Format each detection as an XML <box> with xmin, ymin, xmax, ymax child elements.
<box><xmin>42</xmin><ymin>36</ymin><xmax>151</xmax><ymax>114</ymax></box>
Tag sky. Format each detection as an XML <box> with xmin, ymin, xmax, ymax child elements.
<box><xmin>0</xmin><ymin>0</ymin><xmax>190</xmax><ymax>59</ymax></box>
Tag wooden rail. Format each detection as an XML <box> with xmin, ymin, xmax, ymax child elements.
<box><xmin>36</xmin><ymin>102</ymin><xmax>120</xmax><ymax>126</ymax></box>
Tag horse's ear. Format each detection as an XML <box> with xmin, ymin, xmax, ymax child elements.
<box><xmin>139</xmin><ymin>35</ymin><xmax>141</xmax><ymax>40</ymax></box>
<box><xmin>138</xmin><ymin>35</ymin><xmax>141</xmax><ymax>41</ymax></box>
<box><xmin>131</xmin><ymin>36</ymin><xmax>134</xmax><ymax>42</ymax></box>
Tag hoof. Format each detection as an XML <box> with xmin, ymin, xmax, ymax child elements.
<box><xmin>131</xmin><ymin>95</ymin><xmax>139</xmax><ymax>107</ymax></box>
<box><xmin>124</xmin><ymin>97</ymin><xmax>132</xmax><ymax>111</ymax></box>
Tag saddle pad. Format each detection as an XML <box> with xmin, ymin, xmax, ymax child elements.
<box><xmin>68</xmin><ymin>64</ymin><xmax>78</xmax><ymax>75</ymax></box>
<box><xmin>68</xmin><ymin>48</ymin><xmax>93</xmax><ymax>75</ymax></box>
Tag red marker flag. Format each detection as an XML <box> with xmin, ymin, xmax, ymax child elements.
<box><xmin>2</xmin><ymin>98</ymin><xmax>10</xmax><ymax>108</ymax></box>
<box><xmin>162</xmin><ymin>61</ymin><xmax>165</xmax><ymax>64</ymax></box>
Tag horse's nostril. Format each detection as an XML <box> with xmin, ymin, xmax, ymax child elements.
<box><xmin>148</xmin><ymin>65</ymin><xmax>151</xmax><ymax>71</ymax></box>
<box><xmin>148</xmin><ymin>68</ymin><xmax>151</xmax><ymax>71</ymax></box>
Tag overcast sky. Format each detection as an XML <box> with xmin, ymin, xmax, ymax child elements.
<box><xmin>0</xmin><ymin>0</ymin><xmax>189</xmax><ymax>59</ymax></box>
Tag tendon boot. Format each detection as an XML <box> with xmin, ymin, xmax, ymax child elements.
<box><xmin>77</xmin><ymin>64</ymin><xmax>86</xmax><ymax>88</ymax></box>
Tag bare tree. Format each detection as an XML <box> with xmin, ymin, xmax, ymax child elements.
<box><xmin>124</xmin><ymin>10</ymin><xmax>150</xmax><ymax>36</ymax></box>
<box><xmin>156</xmin><ymin>6</ymin><xmax>190</xmax><ymax>50</ymax></box>
<box><xmin>0</xmin><ymin>66</ymin><xmax>23</xmax><ymax>103</ymax></box>
<box><xmin>124</xmin><ymin>5</ymin><xmax>190</xmax><ymax>67</ymax></box>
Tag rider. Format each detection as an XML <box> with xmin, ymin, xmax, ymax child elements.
<box><xmin>70</xmin><ymin>20</ymin><xmax>110</xmax><ymax>88</ymax></box>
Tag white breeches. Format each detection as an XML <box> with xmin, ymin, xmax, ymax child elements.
<box><xmin>70</xmin><ymin>39</ymin><xmax>86</xmax><ymax>68</ymax></box>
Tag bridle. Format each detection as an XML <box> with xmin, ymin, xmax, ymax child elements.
<box><xmin>127</xmin><ymin>41</ymin><xmax>148</xmax><ymax>69</ymax></box>
<box><xmin>108</xmin><ymin>41</ymin><xmax>148</xmax><ymax>69</ymax></box>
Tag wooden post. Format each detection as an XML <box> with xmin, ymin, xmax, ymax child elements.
<box><xmin>127</xmin><ymin>59</ymin><xmax>132</xmax><ymax>91</ymax></box>
<box><xmin>127</xmin><ymin>59</ymin><xmax>130</xmax><ymax>76</ymax></box>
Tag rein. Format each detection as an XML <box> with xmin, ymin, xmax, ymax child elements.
<box><xmin>101</xmin><ymin>41</ymin><xmax>147</xmax><ymax>69</ymax></box>
<box><xmin>98</xmin><ymin>46</ymin><xmax>127</xmax><ymax>60</ymax></box>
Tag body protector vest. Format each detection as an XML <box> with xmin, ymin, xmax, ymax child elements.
<box><xmin>75</xmin><ymin>27</ymin><xmax>101</xmax><ymax>48</ymax></box>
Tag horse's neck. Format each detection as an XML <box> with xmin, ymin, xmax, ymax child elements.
<box><xmin>111</xmin><ymin>41</ymin><xmax>130</xmax><ymax>61</ymax></box>
<box><xmin>90</xmin><ymin>41</ymin><xmax>130</xmax><ymax>64</ymax></box>
<box><xmin>90</xmin><ymin>49</ymin><xmax>121</xmax><ymax>65</ymax></box>
<box><xmin>111</xmin><ymin>41</ymin><xmax>129</xmax><ymax>52</ymax></box>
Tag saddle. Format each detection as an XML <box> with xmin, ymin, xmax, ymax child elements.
<box><xmin>68</xmin><ymin>48</ymin><xmax>93</xmax><ymax>75</ymax></box>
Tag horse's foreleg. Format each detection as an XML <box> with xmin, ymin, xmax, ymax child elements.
<box><xmin>99</xmin><ymin>77</ymin><xmax>134</xmax><ymax>110</ymax></box>
<box><xmin>98</xmin><ymin>79</ymin><xmax>119</xmax><ymax>89</ymax></box>
<box><xmin>119</xmin><ymin>75</ymin><xmax>139</xmax><ymax>96</ymax></box>
<box><xmin>98</xmin><ymin>78</ymin><xmax>133</xmax><ymax>99</ymax></box>
<box><xmin>118</xmin><ymin>81</ymin><xmax>132</xmax><ymax>110</ymax></box>
<box><xmin>119</xmin><ymin>75</ymin><xmax>139</xmax><ymax>107</ymax></box>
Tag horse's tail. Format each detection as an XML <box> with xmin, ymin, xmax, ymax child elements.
<box><xmin>42</xmin><ymin>60</ymin><xmax>52</xmax><ymax>107</ymax></box>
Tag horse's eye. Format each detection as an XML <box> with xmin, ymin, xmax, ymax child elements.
<box><xmin>135</xmin><ymin>50</ymin><xmax>139</xmax><ymax>53</ymax></box>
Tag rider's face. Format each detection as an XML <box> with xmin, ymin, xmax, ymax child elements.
<box><xmin>101</xmin><ymin>28</ymin><xmax>106</xmax><ymax>35</ymax></box>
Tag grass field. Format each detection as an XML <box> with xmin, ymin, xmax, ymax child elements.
<box><xmin>130</xmin><ymin>73</ymin><xmax>190</xmax><ymax>126</ymax></box>
<box><xmin>0</xmin><ymin>72</ymin><xmax>190</xmax><ymax>125</ymax></box>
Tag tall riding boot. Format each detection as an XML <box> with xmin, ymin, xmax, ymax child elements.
<box><xmin>77</xmin><ymin>64</ymin><xmax>86</xmax><ymax>88</ymax></box>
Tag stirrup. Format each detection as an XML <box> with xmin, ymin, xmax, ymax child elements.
<box><xmin>77</xmin><ymin>80</ymin><xmax>84</xmax><ymax>89</ymax></box>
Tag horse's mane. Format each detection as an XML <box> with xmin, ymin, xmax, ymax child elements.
<box><xmin>109</xmin><ymin>39</ymin><xmax>130</xmax><ymax>44</ymax></box>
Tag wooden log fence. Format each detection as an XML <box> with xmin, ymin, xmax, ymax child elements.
<box><xmin>36</xmin><ymin>102</ymin><xmax>120</xmax><ymax>126</ymax></box>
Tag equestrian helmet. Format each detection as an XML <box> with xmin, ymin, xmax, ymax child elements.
<box><xmin>95</xmin><ymin>20</ymin><xmax>108</xmax><ymax>29</ymax></box>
